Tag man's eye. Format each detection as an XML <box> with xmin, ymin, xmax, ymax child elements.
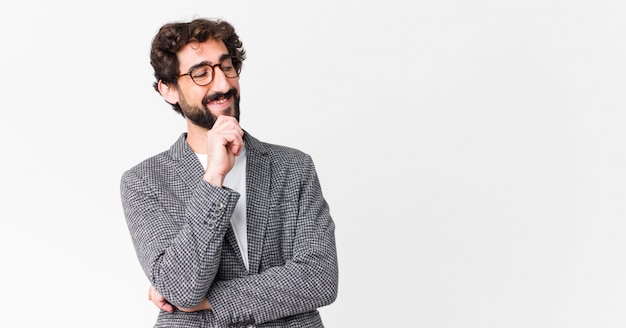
<box><xmin>192</xmin><ymin>70</ymin><xmax>209</xmax><ymax>78</ymax></box>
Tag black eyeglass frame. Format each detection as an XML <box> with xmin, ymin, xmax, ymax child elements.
<box><xmin>178</xmin><ymin>57</ymin><xmax>239</xmax><ymax>86</ymax></box>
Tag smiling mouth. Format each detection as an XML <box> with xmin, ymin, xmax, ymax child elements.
<box><xmin>208</xmin><ymin>97</ymin><xmax>229</xmax><ymax>105</ymax></box>
<box><xmin>206</xmin><ymin>90</ymin><xmax>235</xmax><ymax>106</ymax></box>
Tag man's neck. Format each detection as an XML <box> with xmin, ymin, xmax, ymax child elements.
<box><xmin>185</xmin><ymin>121</ymin><xmax>209</xmax><ymax>154</ymax></box>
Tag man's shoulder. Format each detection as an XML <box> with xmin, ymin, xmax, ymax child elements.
<box><xmin>121</xmin><ymin>133</ymin><xmax>187</xmax><ymax>180</ymax></box>
<box><xmin>264</xmin><ymin>141</ymin><xmax>306</xmax><ymax>157</ymax></box>
<box><xmin>126</xmin><ymin>149</ymin><xmax>172</xmax><ymax>171</ymax></box>
<box><xmin>247</xmin><ymin>133</ymin><xmax>310</xmax><ymax>164</ymax></box>
<box><xmin>120</xmin><ymin>149</ymin><xmax>174</xmax><ymax>184</ymax></box>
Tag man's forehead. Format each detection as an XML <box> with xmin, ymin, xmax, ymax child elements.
<box><xmin>178</xmin><ymin>39</ymin><xmax>229</xmax><ymax>66</ymax></box>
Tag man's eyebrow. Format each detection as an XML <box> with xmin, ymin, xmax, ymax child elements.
<box><xmin>186</xmin><ymin>61</ymin><xmax>210</xmax><ymax>72</ymax></box>
<box><xmin>185</xmin><ymin>54</ymin><xmax>232</xmax><ymax>72</ymax></box>
<box><xmin>219</xmin><ymin>53</ymin><xmax>232</xmax><ymax>62</ymax></box>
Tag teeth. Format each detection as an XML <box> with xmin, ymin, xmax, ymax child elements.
<box><xmin>209</xmin><ymin>98</ymin><xmax>227</xmax><ymax>104</ymax></box>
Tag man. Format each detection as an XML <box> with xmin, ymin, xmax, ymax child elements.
<box><xmin>120</xmin><ymin>18</ymin><xmax>338</xmax><ymax>327</ymax></box>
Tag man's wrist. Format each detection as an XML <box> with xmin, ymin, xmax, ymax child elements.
<box><xmin>203</xmin><ymin>172</ymin><xmax>224</xmax><ymax>187</ymax></box>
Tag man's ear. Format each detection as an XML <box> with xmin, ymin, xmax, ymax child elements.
<box><xmin>157</xmin><ymin>80</ymin><xmax>180</xmax><ymax>105</ymax></box>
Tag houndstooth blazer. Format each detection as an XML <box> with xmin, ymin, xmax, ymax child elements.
<box><xmin>121</xmin><ymin>132</ymin><xmax>338</xmax><ymax>328</ymax></box>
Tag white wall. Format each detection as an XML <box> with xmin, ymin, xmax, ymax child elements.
<box><xmin>1</xmin><ymin>0</ymin><xmax>625</xmax><ymax>327</ymax></box>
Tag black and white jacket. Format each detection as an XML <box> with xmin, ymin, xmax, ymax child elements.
<box><xmin>121</xmin><ymin>132</ymin><xmax>338</xmax><ymax>328</ymax></box>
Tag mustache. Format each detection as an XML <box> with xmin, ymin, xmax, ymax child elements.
<box><xmin>205</xmin><ymin>88</ymin><xmax>238</xmax><ymax>103</ymax></box>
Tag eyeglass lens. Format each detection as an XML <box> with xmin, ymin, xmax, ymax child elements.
<box><xmin>190</xmin><ymin>58</ymin><xmax>237</xmax><ymax>85</ymax></box>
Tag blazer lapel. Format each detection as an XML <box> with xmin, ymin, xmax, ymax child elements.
<box><xmin>243</xmin><ymin>133</ymin><xmax>270</xmax><ymax>274</ymax></box>
<box><xmin>169</xmin><ymin>133</ymin><xmax>205</xmax><ymax>191</ymax></box>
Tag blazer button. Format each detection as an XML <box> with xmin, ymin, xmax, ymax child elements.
<box><xmin>207</xmin><ymin>221</ymin><xmax>216</xmax><ymax>229</ymax></box>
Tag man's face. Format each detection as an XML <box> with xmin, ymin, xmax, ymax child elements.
<box><xmin>175</xmin><ymin>39</ymin><xmax>240</xmax><ymax>129</ymax></box>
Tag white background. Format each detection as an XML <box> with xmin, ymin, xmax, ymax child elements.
<box><xmin>1</xmin><ymin>0</ymin><xmax>625</xmax><ymax>327</ymax></box>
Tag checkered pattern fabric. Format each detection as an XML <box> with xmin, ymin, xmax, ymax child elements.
<box><xmin>121</xmin><ymin>132</ymin><xmax>338</xmax><ymax>327</ymax></box>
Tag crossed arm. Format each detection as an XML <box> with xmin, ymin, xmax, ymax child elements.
<box><xmin>148</xmin><ymin>284</ymin><xmax>210</xmax><ymax>313</ymax></box>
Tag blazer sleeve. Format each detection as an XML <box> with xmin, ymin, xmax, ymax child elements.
<box><xmin>120</xmin><ymin>168</ymin><xmax>241</xmax><ymax>309</ymax></box>
<box><xmin>206</xmin><ymin>154</ymin><xmax>339</xmax><ymax>326</ymax></box>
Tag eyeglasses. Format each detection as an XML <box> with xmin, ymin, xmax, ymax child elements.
<box><xmin>179</xmin><ymin>57</ymin><xmax>239</xmax><ymax>86</ymax></box>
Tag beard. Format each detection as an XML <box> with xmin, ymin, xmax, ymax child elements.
<box><xmin>178</xmin><ymin>88</ymin><xmax>240</xmax><ymax>129</ymax></box>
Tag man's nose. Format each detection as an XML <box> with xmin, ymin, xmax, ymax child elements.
<box><xmin>211</xmin><ymin>67</ymin><xmax>231</xmax><ymax>92</ymax></box>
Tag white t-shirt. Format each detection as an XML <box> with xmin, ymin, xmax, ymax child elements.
<box><xmin>196</xmin><ymin>146</ymin><xmax>249</xmax><ymax>270</ymax></box>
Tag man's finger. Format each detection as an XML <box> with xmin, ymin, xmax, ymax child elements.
<box><xmin>160</xmin><ymin>302</ymin><xmax>175</xmax><ymax>313</ymax></box>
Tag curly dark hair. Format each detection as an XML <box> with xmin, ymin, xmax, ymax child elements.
<box><xmin>150</xmin><ymin>18</ymin><xmax>246</xmax><ymax>115</ymax></box>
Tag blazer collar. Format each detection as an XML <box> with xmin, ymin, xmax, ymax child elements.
<box><xmin>168</xmin><ymin>131</ymin><xmax>269</xmax><ymax>159</ymax></box>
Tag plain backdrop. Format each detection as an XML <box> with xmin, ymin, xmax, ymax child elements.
<box><xmin>1</xmin><ymin>0</ymin><xmax>625</xmax><ymax>327</ymax></box>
